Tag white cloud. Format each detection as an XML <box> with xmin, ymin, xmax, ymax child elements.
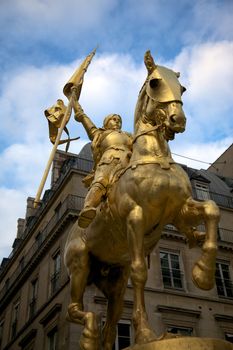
<box><xmin>1</xmin><ymin>0</ymin><xmax>118</xmax><ymax>43</ymax></box>
<box><xmin>166</xmin><ymin>41</ymin><xmax>233</xmax><ymax>141</ymax></box>
<box><xmin>171</xmin><ymin>137</ymin><xmax>233</xmax><ymax>169</ymax></box>
<box><xmin>79</xmin><ymin>53</ymin><xmax>145</xmax><ymax>131</ymax></box>
<box><xmin>0</xmin><ymin>63</ymin><xmax>76</xmax><ymax>143</ymax></box>
<box><xmin>191</xmin><ymin>1</ymin><xmax>233</xmax><ymax>42</ymax></box>
<box><xmin>0</xmin><ymin>142</ymin><xmax>50</xmax><ymax>190</ymax></box>
<box><xmin>0</xmin><ymin>188</ymin><xmax>26</xmax><ymax>260</ymax></box>
<box><xmin>0</xmin><ymin>53</ymin><xmax>145</xmax><ymax>144</ymax></box>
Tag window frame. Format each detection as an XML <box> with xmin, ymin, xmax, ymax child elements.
<box><xmin>50</xmin><ymin>250</ymin><xmax>61</xmax><ymax>295</ymax></box>
<box><xmin>102</xmin><ymin>319</ymin><xmax>132</xmax><ymax>350</ymax></box>
<box><xmin>167</xmin><ymin>325</ymin><xmax>193</xmax><ymax>336</ymax></box>
<box><xmin>11</xmin><ymin>300</ymin><xmax>20</xmax><ymax>340</ymax></box>
<box><xmin>35</xmin><ymin>231</ymin><xmax>43</xmax><ymax>248</ymax></box>
<box><xmin>28</xmin><ymin>277</ymin><xmax>38</xmax><ymax>319</ymax></box>
<box><xmin>159</xmin><ymin>250</ymin><xmax>183</xmax><ymax>290</ymax></box>
<box><xmin>194</xmin><ymin>181</ymin><xmax>210</xmax><ymax>201</ymax></box>
<box><xmin>114</xmin><ymin>320</ymin><xmax>132</xmax><ymax>350</ymax></box>
<box><xmin>0</xmin><ymin>318</ymin><xmax>4</xmax><ymax>348</ymax></box>
<box><xmin>215</xmin><ymin>261</ymin><xmax>233</xmax><ymax>299</ymax></box>
<box><xmin>225</xmin><ymin>333</ymin><xmax>233</xmax><ymax>343</ymax></box>
<box><xmin>47</xmin><ymin>326</ymin><xmax>58</xmax><ymax>350</ymax></box>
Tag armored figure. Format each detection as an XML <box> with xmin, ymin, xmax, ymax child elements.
<box><xmin>73</xmin><ymin>100</ymin><xmax>133</xmax><ymax>228</ymax></box>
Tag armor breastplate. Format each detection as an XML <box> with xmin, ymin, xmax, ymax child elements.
<box><xmin>100</xmin><ymin>130</ymin><xmax>132</xmax><ymax>153</ymax></box>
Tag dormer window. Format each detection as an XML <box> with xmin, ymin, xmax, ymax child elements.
<box><xmin>194</xmin><ymin>181</ymin><xmax>210</xmax><ymax>201</ymax></box>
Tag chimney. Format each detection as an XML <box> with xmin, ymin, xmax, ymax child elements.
<box><xmin>26</xmin><ymin>197</ymin><xmax>37</xmax><ymax>219</ymax></box>
<box><xmin>51</xmin><ymin>150</ymin><xmax>72</xmax><ymax>187</ymax></box>
<box><xmin>17</xmin><ymin>218</ymin><xmax>25</xmax><ymax>238</ymax></box>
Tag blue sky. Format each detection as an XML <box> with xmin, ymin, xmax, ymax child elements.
<box><xmin>0</xmin><ymin>0</ymin><xmax>233</xmax><ymax>261</ymax></box>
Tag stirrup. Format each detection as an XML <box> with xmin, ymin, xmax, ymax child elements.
<box><xmin>78</xmin><ymin>207</ymin><xmax>96</xmax><ymax>228</ymax></box>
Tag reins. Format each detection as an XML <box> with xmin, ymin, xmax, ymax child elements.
<box><xmin>132</xmin><ymin>123</ymin><xmax>163</xmax><ymax>144</ymax></box>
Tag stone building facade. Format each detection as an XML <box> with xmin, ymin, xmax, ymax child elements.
<box><xmin>0</xmin><ymin>144</ymin><xmax>233</xmax><ymax>349</ymax></box>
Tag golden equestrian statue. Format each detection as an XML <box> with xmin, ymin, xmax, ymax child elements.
<box><xmin>63</xmin><ymin>50</ymin><xmax>222</xmax><ymax>350</ymax></box>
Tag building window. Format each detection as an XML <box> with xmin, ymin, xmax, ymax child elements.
<box><xmin>167</xmin><ymin>326</ymin><xmax>193</xmax><ymax>336</ymax></box>
<box><xmin>160</xmin><ymin>251</ymin><xmax>183</xmax><ymax>289</ymax></box>
<box><xmin>47</xmin><ymin>327</ymin><xmax>58</xmax><ymax>350</ymax></box>
<box><xmin>215</xmin><ymin>262</ymin><xmax>233</xmax><ymax>298</ymax></box>
<box><xmin>5</xmin><ymin>278</ymin><xmax>9</xmax><ymax>292</ymax></box>
<box><xmin>54</xmin><ymin>202</ymin><xmax>61</xmax><ymax>219</ymax></box>
<box><xmin>29</xmin><ymin>278</ymin><xmax>38</xmax><ymax>319</ymax></box>
<box><xmin>195</xmin><ymin>182</ymin><xmax>210</xmax><ymax>201</ymax></box>
<box><xmin>225</xmin><ymin>333</ymin><xmax>233</xmax><ymax>343</ymax></box>
<box><xmin>36</xmin><ymin>232</ymin><xmax>43</xmax><ymax>248</ymax></box>
<box><xmin>0</xmin><ymin>319</ymin><xmax>4</xmax><ymax>347</ymax></box>
<box><xmin>51</xmin><ymin>251</ymin><xmax>61</xmax><ymax>294</ymax></box>
<box><xmin>102</xmin><ymin>320</ymin><xmax>131</xmax><ymax>350</ymax></box>
<box><xmin>114</xmin><ymin>322</ymin><xmax>131</xmax><ymax>350</ymax></box>
<box><xmin>19</xmin><ymin>256</ymin><xmax>25</xmax><ymax>272</ymax></box>
<box><xmin>11</xmin><ymin>301</ymin><xmax>20</xmax><ymax>340</ymax></box>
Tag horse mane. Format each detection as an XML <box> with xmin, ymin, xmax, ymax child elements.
<box><xmin>134</xmin><ymin>81</ymin><xmax>148</xmax><ymax>133</ymax></box>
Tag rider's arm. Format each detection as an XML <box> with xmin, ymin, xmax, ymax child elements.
<box><xmin>73</xmin><ymin>100</ymin><xmax>98</xmax><ymax>141</ymax></box>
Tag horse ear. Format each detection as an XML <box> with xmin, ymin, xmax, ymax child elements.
<box><xmin>144</xmin><ymin>50</ymin><xmax>157</xmax><ymax>74</ymax></box>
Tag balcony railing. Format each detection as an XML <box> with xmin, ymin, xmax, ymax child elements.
<box><xmin>0</xmin><ymin>194</ymin><xmax>84</xmax><ymax>304</ymax></box>
<box><xmin>192</xmin><ymin>187</ymin><xmax>233</xmax><ymax>209</ymax></box>
<box><xmin>218</xmin><ymin>228</ymin><xmax>233</xmax><ymax>244</ymax></box>
<box><xmin>52</xmin><ymin>156</ymin><xmax>93</xmax><ymax>191</ymax></box>
<box><xmin>60</xmin><ymin>156</ymin><xmax>93</xmax><ymax>176</ymax></box>
<box><xmin>163</xmin><ymin>225</ymin><xmax>233</xmax><ymax>245</ymax></box>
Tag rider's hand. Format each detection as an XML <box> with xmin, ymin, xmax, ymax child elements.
<box><xmin>74</xmin><ymin>100</ymin><xmax>85</xmax><ymax>122</ymax></box>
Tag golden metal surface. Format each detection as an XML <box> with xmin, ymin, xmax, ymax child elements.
<box><xmin>34</xmin><ymin>95</ymin><xmax>73</xmax><ymax>208</ymax></box>
<box><xmin>34</xmin><ymin>49</ymin><xmax>96</xmax><ymax>208</ymax></box>
<box><xmin>72</xmin><ymin>99</ymin><xmax>133</xmax><ymax>228</ymax></box>
<box><xmin>62</xmin><ymin>50</ymin><xmax>221</xmax><ymax>349</ymax></box>
<box><xmin>44</xmin><ymin>98</ymin><xmax>79</xmax><ymax>151</ymax></box>
<box><xmin>124</xmin><ymin>337</ymin><xmax>233</xmax><ymax>350</ymax></box>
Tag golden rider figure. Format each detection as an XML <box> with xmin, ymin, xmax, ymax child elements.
<box><xmin>73</xmin><ymin>98</ymin><xmax>133</xmax><ymax>228</ymax></box>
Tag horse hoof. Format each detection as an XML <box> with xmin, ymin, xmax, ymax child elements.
<box><xmin>135</xmin><ymin>328</ymin><xmax>157</xmax><ymax>345</ymax></box>
<box><xmin>67</xmin><ymin>303</ymin><xmax>85</xmax><ymax>324</ymax></box>
<box><xmin>192</xmin><ymin>262</ymin><xmax>215</xmax><ymax>290</ymax></box>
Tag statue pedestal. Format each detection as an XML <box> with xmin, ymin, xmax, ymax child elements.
<box><xmin>124</xmin><ymin>337</ymin><xmax>233</xmax><ymax>350</ymax></box>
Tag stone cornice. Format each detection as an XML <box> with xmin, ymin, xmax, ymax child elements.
<box><xmin>157</xmin><ymin>305</ymin><xmax>201</xmax><ymax>318</ymax></box>
<box><xmin>39</xmin><ymin>303</ymin><xmax>62</xmax><ymax>327</ymax></box>
<box><xmin>214</xmin><ymin>314</ymin><xmax>233</xmax><ymax>323</ymax></box>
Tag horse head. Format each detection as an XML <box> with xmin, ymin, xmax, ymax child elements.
<box><xmin>135</xmin><ymin>51</ymin><xmax>186</xmax><ymax>140</ymax></box>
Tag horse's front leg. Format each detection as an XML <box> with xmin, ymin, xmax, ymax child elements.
<box><xmin>127</xmin><ymin>205</ymin><xmax>156</xmax><ymax>344</ymax></box>
<box><xmin>178</xmin><ymin>197</ymin><xmax>220</xmax><ymax>290</ymax></box>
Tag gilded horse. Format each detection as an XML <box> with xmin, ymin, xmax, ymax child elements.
<box><xmin>64</xmin><ymin>51</ymin><xmax>220</xmax><ymax>349</ymax></box>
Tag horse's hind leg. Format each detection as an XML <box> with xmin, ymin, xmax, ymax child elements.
<box><xmin>65</xmin><ymin>236</ymin><xmax>90</xmax><ymax>318</ymax></box>
<box><xmin>65</xmin><ymin>236</ymin><xmax>99</xmax><ymax>349</ymax></box>
<box><xmin>127</xmin><ymin>205</ymin><xmax>156</xmax><ymax>344</ymax></box>
<box><xmin>177</xmin><ymin>197</ymin><xmax>220</xmax><ymax>290</ymax></box>
<box><xmin>96</xmin><ymin>265</ymin><xmax>130</xmax><ymax>350</ymax></box>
